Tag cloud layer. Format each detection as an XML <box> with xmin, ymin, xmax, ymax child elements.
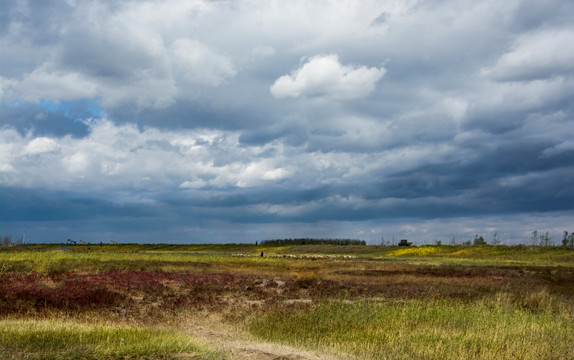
<box><xmin>1</xmin><ymin>0</ymin><xmax>573</xmax><ymax>244</ymax></box>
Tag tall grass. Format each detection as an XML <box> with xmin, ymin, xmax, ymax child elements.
<box><xmin>249</xmin><ymin>296</ymin><xmax>574</xmax><ymax>359</ymax></box>
<box><xmin>0</xmin><ymin>318</ymin><xmax>220</xmax><ymax>360</ymax></box>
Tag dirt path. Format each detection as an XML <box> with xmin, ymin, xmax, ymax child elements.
<box><xmin>180</xmin><ymin>313</ymin><xmax>345</xmax><ymax>360</ymax></box>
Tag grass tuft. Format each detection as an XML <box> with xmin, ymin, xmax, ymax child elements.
<box><xmin>0</xmin><ymin>318</ymin><xmax>220</xmax><ymax>360</ymax></box>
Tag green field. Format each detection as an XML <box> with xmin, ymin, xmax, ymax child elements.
<box><xmin>1</xmin><ymin>244</ymin><xmax>573</xmax><ymax>359</ymax></box>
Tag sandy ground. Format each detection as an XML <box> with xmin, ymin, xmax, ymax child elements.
<box><xmin>181</xmin><ymin>312</ymin><xmax>347</xmax><ymax>360</ymax></box>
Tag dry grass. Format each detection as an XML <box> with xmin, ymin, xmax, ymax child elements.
<box><xmin>0</xmin><ymin>317</ymin><xmax>220</xmax><ymax>360</ymax></box>
<box><xmin>248</xmin><ymin>297</ymin><xmax>574</xmax><ymax>359</ymax></box>
<box><xmin>1</xmin><ymin>244</ymin><xmax>573</xmax><ymax>359</ymax></box>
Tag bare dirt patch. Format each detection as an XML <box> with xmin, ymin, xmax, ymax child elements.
<box><xmin>181</xmin><ymin>312</ymin><xmax>343</xmax><ymax>360</ymax></box>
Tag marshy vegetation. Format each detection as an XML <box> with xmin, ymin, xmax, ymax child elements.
<box><xmin>1</xmin><ymin>243</ymin><xmax>573</xmax><ymax>359</ymax></box>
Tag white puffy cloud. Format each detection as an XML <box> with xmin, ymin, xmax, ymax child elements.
<box><xmin>235</xmin><ymin>161</ymin><xmax>290</xmax><ymax>187</ymax></box>
<box><xmin>0</xmin><ymin>119</ymin><xmax>293</xmax><ymax>193</ymax></box>
<box><xmin>270</xmin><ymin>54</ymin><xmax>386</xmax><ymax>100</ymax></box>
<box><xmin>482</xmin><ymin>30</ymin><xmax>574</xmax><ymax>82</ymax></box>
<box><xmin>0</xmin><ymin>116</ymin><xmax>462</xmax><ymax>197</ymax></box>
<box><xmin>25</xmin><ymin>137</ymin><xmax>61</xmax><ymax>155</ymax></box>
<box><xmin>8</xmin><ymin>67</ymin><xmax>98</xmax><ymax>103</ymax></box>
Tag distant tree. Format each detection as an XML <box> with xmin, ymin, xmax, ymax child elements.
<box><xmin>562</xmin><ymin>231</ymin><xmax>569</xmax><ymax>247</ymax></box>
<box><xmin>462</xmin><ymin>240</ymin><xmax>471</xmax><ymax>246</ymax></box>
<box><xmin>450</xmin><ymin>236</ymin><xmax>457</xmax><ymax>245</ymax></box>
<box><xmin>2</xmin><ymin>234</ymin><xmax>11</xmax><ymax>246</ymax></box>
<box><xmin>569</xmin><ymin>232</ymin><xmax>574</xmax><ymax>247</ymax></box>
<box><xmin>261</xmin><ymin>238</ymin><xmax>366</xmax><ymax>246</ymax></box>
<box><xmin>491</xmin><ymin>232</ymin><xmax>501</xmax><ymax>245</ymax></box>
<box><xmin>398</xmin><ymin>239</ymin><xmax>412</xmax><ymax>246</ymax></box>
<box><xmin>435</xmin><ymin>239</ymin><xmax>442</xmax><ymax>246</ymax></box>
<box><xmin>473</xmin><ymin>235</ymin><xmax>487</xmax><ymax>246</ymax></box>
<box><xmin>531</xmin><ymin>230</ymin><xmax>538</xmax><ymax>246</ymax></box>
<box><xmin>540</xmin><ymin>232</ymin><xmax>551</xmax><ymax>246</ymax></box>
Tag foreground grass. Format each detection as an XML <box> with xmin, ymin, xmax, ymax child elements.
<box><xmin>0</xmin><ymin>318</ymin><xmax>219</xmax><ymax>360</ymax></box>
<box><xmin>1</xmin><ymin>244</ymin><xmax>573</xmax><ymax>359</ymax></box>
<box><xmin>249</xmin><ymin>297</ymin><xmax>573</xmax><ymax>360</ymax></box>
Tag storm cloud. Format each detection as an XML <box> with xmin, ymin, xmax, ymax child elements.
<box><xmin>1</xmin><ymin>0</ymin><xmax>573</xmax><ymax>244</ymax></box>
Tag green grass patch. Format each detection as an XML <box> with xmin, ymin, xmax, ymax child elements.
<box><xmin>2</xmin><ymin>245</ymin><xmax>573</xmax><ymax>274</ymax></box>
<box><xmin>274</xmin><ymin>244</ymin><xmax>574</xmax><ymax>266</ymax></box>
<box><xmin>249</xmin><ymin>298</ymin><xmax>574</xmax><ymax>359</ymax></box>
<box><xmin>0</xmin><ymin>318</ymin><xmax>220</xmax><ymax>360</ymax></box>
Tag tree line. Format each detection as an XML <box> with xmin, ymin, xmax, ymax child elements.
<box><xmin>531</xmin><ymin>230</ymin><xmax>574</xmax><ymax>247</ymax></box>
<box><xmin>260</xmin><ymin>238</ymin><xmax>366</xmax><ymax>246</ymax></box>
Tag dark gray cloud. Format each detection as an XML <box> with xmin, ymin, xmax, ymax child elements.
<box><xmin>511</xmin><ymin>0</ymin><xmax>574</xmax><ymax>31</ymax></box>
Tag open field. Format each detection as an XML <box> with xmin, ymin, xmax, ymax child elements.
<box><xmin>1</xmin><ymin>244</ymin><xmax>573</xmax><ymax>359</ymax></box>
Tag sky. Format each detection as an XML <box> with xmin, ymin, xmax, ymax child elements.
<box><xmin>1</xmin><ymin>0</ymin><xmax>573</xmax><ymax>245</ymax></box>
